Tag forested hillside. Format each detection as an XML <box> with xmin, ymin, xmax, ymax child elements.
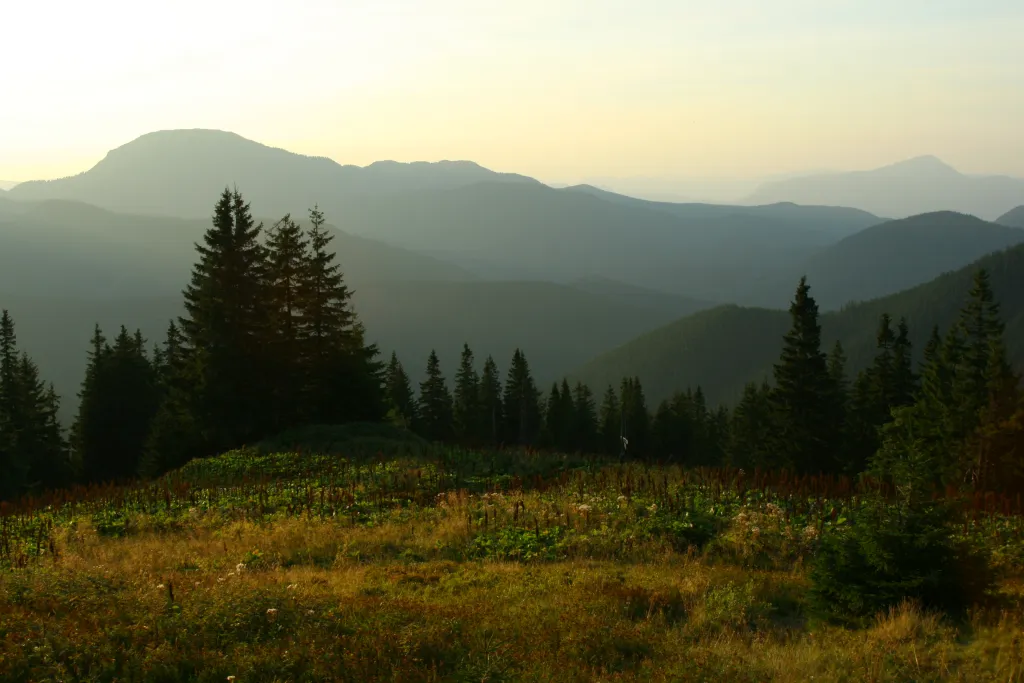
<box><xmin>574</xmin><ymin>240</ymin><xmax>1024</xmax><ymax>405</ymax></box>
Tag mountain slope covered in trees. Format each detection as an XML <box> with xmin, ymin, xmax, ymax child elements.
<box><xmin>998</xmin><ymin>205</ymin><xmax>1024</xmax><ymax>228</ymax></box>
<box><xmin>740</xmin><ymin>212</ymin><xmax>1024</xmax><ymax>310</ymax></box>
<box><xmin>573</xmin><ymin>240</ymin><xmax>1024</xmax><ymax>405</ymax></box>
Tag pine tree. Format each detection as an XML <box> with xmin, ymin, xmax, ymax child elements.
<box><xmin>180</xmin><ymin>188</ymin><xmax>270</xmax><ymax>452</ymax></box>
<box><xmin>384</xmin><ymin>352</ymin><xmax>418</xmax><ymax>429</ymax></box>
<box><xmin>542</xmin><ymin>380</ymin><xmax>576</xmax><ymax>451</ymax></box>
<box><xmin>769</xmin><ymin>277</ymin><xmax>842</xmax><ymax>473</ymax></box>
<box><xmin>16</xmin><ymin>355</ymin><xmax>69</xmax><ymax>492</ymax></box>
<box><xmin>416</xmin><ymin>350</ymin><xmax>453</xmax><ymax>442</ymax></box>
<box><xmin>571</xmin><ymin>382</ymin><xmax>598</xmax><ymax>453</ymax></box>
<box><xmin>502</xmin><ymin>349</ymin><xmax>542</xmax><ymax>446</ymax></box>
<box><xmin>0</xmin><ymin>310</ymin><xmax>27</xmax><ymax>498</ymax></box>
<box><xmin>477</xmin><ymin>356</ymin><xmax>503</xmax><ymax>445</ymax></box>
<box><xmin>265</xmin><ymin>213</ymin><xmax>310</xmax><ymax>432</ymax></box>
<box><xmin>452</xmin><ymin>343</ymin><xmax>480</xmax><ymax>443</ymax></box>
<box><xmin>728</xmin><ymin>380</ymin><xmax>774</xmax><ymax>469</ymax></box>
<box><xmin>892</xmin><ymin>317</ymin><xmax>917</xmax><ymax>406</ymax></box>
<box><xmin>74</xmin><ymin>327</ymin><xmax>160</xmax><ymax>483</ymax></box>
<box><xmin>299</xmin><ymin>205</ymin><xmax>384</xmax><ymax>424</ymax></box>
<box><xmin>140</xmin><ymin>322</ymin><xmax>203</xmax><ymax>478</ymax></box>
<box><xmin>620</xmin><ymin>377</ymin><xmax>651</xmax><ymax>459</ymax></box>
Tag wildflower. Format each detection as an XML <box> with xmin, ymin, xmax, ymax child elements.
<box><xmin>227</xmin><ymin>677</ymin><xmax>236</xmax><ymax>682</ymax></box>
<box><xmin>194</xmin><ymin>581</ymin><xmax>201</xmax><ymax>588</ymax></box>
<box><xmin>648</xmin><ymin>503</ymin><xmax>658</xmax><ymax>513</ymax></box>
<box><xmin>236</xmin><ymin>562</ymin><xmax>246</xmax><ymax>573</ymax></box>
<box><xmin>266</xmin><ymin>608</ymin><xmax>279</xmax><ymax>621</ymax></box>
<box><xmin>217</xmin><ymin>577</ymin><xmax>225</xmax><ymax>583</ymax></box>
<box><xmin>306</xmin><ymin>609</ymin><xmax>316</xmax><ymax>616</ymax></box>
<box><xmin>156</xmin><ymin>584</ymin><xmax>165</xmax><ymax>590</ymax></box>
<box><xmin>576</xmin><ymin>504</ymin><xmax>592</xmax><ymax>513</ymax></box>
<box><xmin>287</xmin><ymin>583</ymin><xmax>298</xmax><ymax>590</ymax></box>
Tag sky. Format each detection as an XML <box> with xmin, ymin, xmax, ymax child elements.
<box><xmin>2</xmin><ymin>0</ymin><xmax>1023</xmax><ymax>193</ymax></box>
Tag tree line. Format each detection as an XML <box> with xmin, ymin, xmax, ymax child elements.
<box><xmin>1</xmin><ymin>186</ymin><xmax>1022</xmax><ymax>500</ymax></box>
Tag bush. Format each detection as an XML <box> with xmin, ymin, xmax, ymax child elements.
<box><xmin>810</xmin><ymin>428</ymin><xmax>993</xmax><ymax>625</ymax></box>
<box><xmin>809</xmin><ymin>495</ymin><xmax>990</xmax><ymax>625</ymax></box>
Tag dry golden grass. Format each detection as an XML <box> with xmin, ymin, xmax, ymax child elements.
<box><xmin>3</xmin><ymin>511</ymin><xmax>1024</xmax><ymax>682</ymax></box>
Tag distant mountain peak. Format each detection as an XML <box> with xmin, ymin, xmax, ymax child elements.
<box><xmin>875</xmin><ymin>155</ymin><xmax>959</xmax><ymax>176</ymax></box>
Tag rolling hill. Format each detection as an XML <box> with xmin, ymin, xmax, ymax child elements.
<box><xmin>572</xmin><ymin>241</ymin><xmax>1024</xmax><ymax>407</ymax></box>
<box><xmin>997</xmin><ymin>206</ymin><xmax>1024</xmax><ymax>228</ymax></box>
<box><xmin>739</xmin><ymin>212</ymin><xmax>1024</xmax><ymax>310</ymax></box>
<box><xmin>7</xmin><ymin>129</ymin><xmax>885</xmax><ymax>301</ymax></box>
<box><xmin>745</xmin><ymin>156</ymin><xmax>1024</xmax><ymax>221</ymax></box>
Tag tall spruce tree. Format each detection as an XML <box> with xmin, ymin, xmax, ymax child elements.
<box><xmin>384</xmin><ymin>352</ymin><xmax>418</xmax><ymax>429</ymax></box>
<box><xmin>73</xmin><ymin>327</ymin><xmax>160</xmax><ymax>483</ymax></box>
<box><xmin>620</xmin><ymin>377</ymin><xmax>651</xmax><ymax>458</ymax></box>
<box><xmin>180</xmin><ymin>188</ymin><xmax>270</xmax><ymax>452</ymax></box>
<box><xmin>140</xmin><ymin>322</ymin><xmax>204</xmax><ymax>478</ymax></box>
<box><xmin>300</xmin><ymin>205</ymin><xmax>384</xmax><ymax>424</ymax></box>
<box><xmin>0</xmin><ymin>310</ymin><xmax>26</xmax><ymax>498</ymax></box>
<box><xmin>477</xmin><ymin>356</ymin><xmax>503</xmax><ymax>445</ymax></box>
<box><xmin>416</xmin><ymin>350</ymin><xmax>453</xmax><ymax>442</ymax></box>
<box><xmin>769</xmin><ymin>277</ymin><xmax>842</xmax><ymax>473</ymax></box>
<box><xmin>502</xmin><ymin>349</ymin><xmax>542</xmax><ymax>446</ymax></box>
<box><xmin>729</xmin><ymin>380</ymin><xmax>774</xmax><ymax>469</ymax></box>
<box><xmin>571</xmin><ymin>382</ymin><xmax>598</xmax><ymax>453</ymax></box>
<box><xmin>265</xmin><ymin>213</ymin><xmax>309</xmax><ymax>431</ymax></box>
<box><xmin>452</xmin><ymin>343</ymin><xmax>480</xmax><ymax>443</ymax></box>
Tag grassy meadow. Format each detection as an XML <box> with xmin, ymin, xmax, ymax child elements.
<box><xmin>3</xmin><ymin>426</ymin><xmax>1024</xmax><ymax>682</ymax></box>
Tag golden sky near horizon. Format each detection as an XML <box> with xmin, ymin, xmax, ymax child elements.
<box><xmin>2</xmin><ymin>0</ymin><xmax>1023</xmax><ymax>187</ymax></box>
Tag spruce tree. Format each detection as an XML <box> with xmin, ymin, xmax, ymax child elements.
<box><xmin>452</xmin><ymin>343</ymin><xmax>480</xmax><ymax>443</ymax></box>
<box><xmin>620</xmin><ymin>377</ymin><xmax>651</xmax><ymax>459</ymax></box>
<box><xmin>416</xmin><ymin>350</ymin><xmax>454</xmax><ymax>442</ymax></box>
<box><xmin>769</xmin><ymin>277</ymin><xmax>841</xmax><ymax>473</ymax></box>
<box><xmin>140</xmin><ymin>322</ymin><xmax>203</xmax><ymax>478</ymax></box>
<box><xmin>728</xmin><ymin>380</ymin><xmax>774</xmax><ymax>469</ymax></box>
<box><xmin>74</xmin><ymin>327</ymin><xmax>160</xmax><ymax>483</ymax></box>
<box><xmin>0</xmin><ymin>310</ymin><xmax>26</xmax><ymax>498</ymax></box>
<box><xmin>180</xmin><ymin>188</ymin><xmax>270</xmax><ymax>452</ymax></box>
<box><xmin>502</xmin><ymin>349</ymin><xmax>542</xmax><ymax>446</ymax></box>
<box><xmin>265</xmin><ymin>213</ymin><xmax>309</xmax><ymax>431</ymax></box>
<box><xmin>299</xmin><ymin>205</ymin><xmax>384</xmax><ymax>424</ymax></box>
<box><xmin>477</xmin><ymin>356</ymin><xmax>503</xmax><ymax>445</ymax></box>
<box><xmin>571</xmin><ymin>382</ymin><xmax>598</xmax><ymax>453</ymax></box>
<box><xmin>384</xmin><ymin>352</ymin><xmax>418</xmax><ymax>429</ymax></box>
<box><xmin>11</xmin><ymin>355</ymin><xmax>68</xmax><ymax>492</ymax></box>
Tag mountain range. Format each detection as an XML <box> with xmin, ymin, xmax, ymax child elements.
<box><xmin>745</xmin><ymin>156</ymin><xmax>1024</xmax><ymax>221</ymax></box>
<box><xmin>6</xmin><ymin>128</ymin><xmax>1024</xmax><ymax>418</ymax></box>
<box><xmin>572</xmin><ymin>239</ymin><xmax>1024</xmax><ymax>406</ymax></box>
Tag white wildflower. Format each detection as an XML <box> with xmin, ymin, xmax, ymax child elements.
<box><xmin>287</xmin><ymin>583</ymin><xmax>298</xmax><ymax>590</ymax></box>
<box><xmin>156</xmin><ymin>584</ymin><xmax>165</xmax><ymax>590</ymax></box>
<box><xmin>236</xmin><ymin>563</ymin><xmax>246</xmax><ymax>573</ymax></box>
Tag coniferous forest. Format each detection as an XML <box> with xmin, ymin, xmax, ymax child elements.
<box><xmin>4</xmin><ymin>187</ymin><xmax>1024</xmax><ymax>680</ymax></box>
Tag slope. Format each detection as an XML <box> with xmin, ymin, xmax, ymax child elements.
<box><xmin>9</xmin><ymin>129</ymin><xmax>536</xmax><ymax>219</ymax></box>
<box><xmin>0</xmin><ymin>197</ymin><xmax>477</xmax><ymax>298</ymax></box>
<box><xmin>745</xmin><ymin>155</ymin><xmax>1024</xmax><ymax>221</ymax></box>
<box><xmin>339</xmin><ymin>181</ymin><xmax>881</xmax><ymax>300</ymax></box>
<box><xmin>739</xmin><ymin>212</ymin><xmax>1024</xmax><ymax>310</ymax></box>
<box><xmin>572</xmin><ymin>241</ymin><xmax>1024</xmax><ymax>406</ymax></box>
<box><xmin>997</xmin><ymin>206</ymin><xmax>1024</xmax><ymax>228</ymax></box>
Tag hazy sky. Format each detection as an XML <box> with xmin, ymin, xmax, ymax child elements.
<box><xmin>3</xmin><ymin>0</ymin><xmax>1023</xmax><ymax>185</ymax></box>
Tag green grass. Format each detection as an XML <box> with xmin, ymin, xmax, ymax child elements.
<box><xmin>2</xmin><ymin>442</ymin><xmax>1024</xmax><ymax>681</ymax></box>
